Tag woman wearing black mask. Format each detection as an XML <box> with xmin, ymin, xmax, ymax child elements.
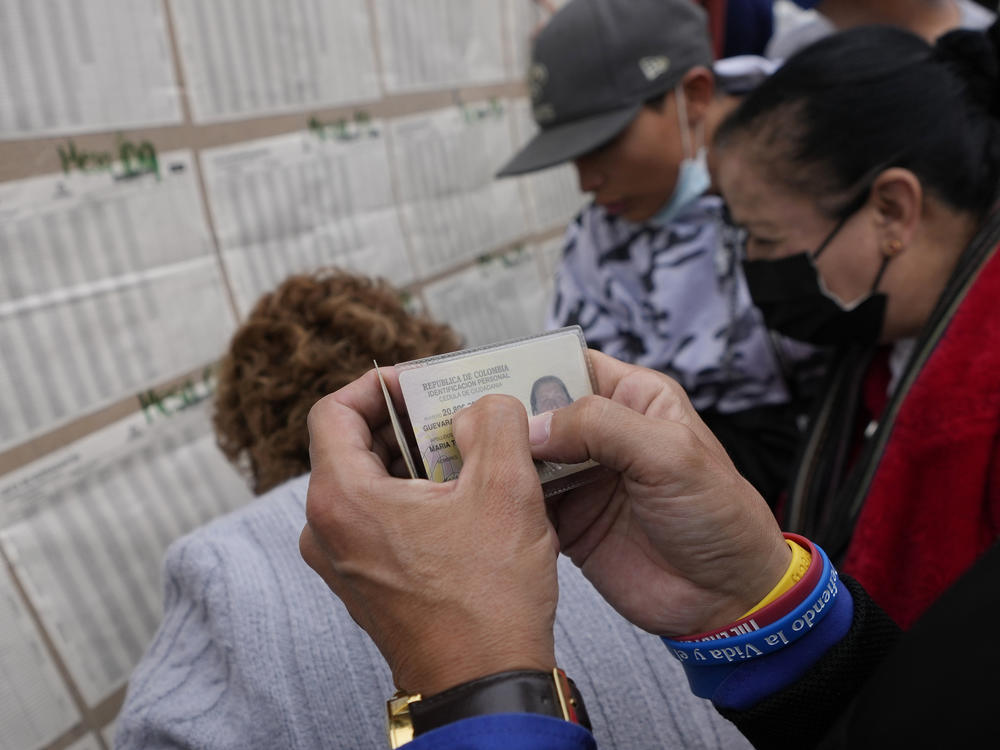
<box><xmin>715</xmin><ymin>22</ymin><xmax>1000</xmax><ymax>630</ymax></box>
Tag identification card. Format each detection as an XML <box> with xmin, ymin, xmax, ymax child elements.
<box><xmin>392</xmin><ymin>327</ymin><xmax>603</xmax><ymax>496</ymax></box>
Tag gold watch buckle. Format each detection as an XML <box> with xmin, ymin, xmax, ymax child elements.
<box><xmin>386</xmin><ymin>689</ymin><xmax>422</xmax><ymax>748</ymax></box>
<box><xmin>551</xmin><ymin>667</ymin><xmax>579</xmax><ymax>724</ymax></box>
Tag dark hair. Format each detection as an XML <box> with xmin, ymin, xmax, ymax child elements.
<box><xmin>715</xmin><ymin>23</ymin><xmax>1000</xmax><ymax>219</ymax></box>
<box><xmin>214</xmin><ymin>269</ymin><xmax>460</xmax><ymax>494</ymax></box>
<box><xmin>529</xmin><ymin>375</ymin><xmax>572</xmax><ymax>415</ymax></box>
<box><xmin>644</xmin><ymin>91</ymin><xmax>670</xmax><ymax>110</ymax></box>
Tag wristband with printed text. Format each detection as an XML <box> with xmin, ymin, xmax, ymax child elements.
<box><xmin>662</xmin><ymin>541</ymin><xmax>838</xmax><ymax>666</ymax></box>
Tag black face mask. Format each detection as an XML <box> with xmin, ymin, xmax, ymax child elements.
<box><xmin>741</xmin><ymin>207</ymin><xmax>890</xmax><ymax>347</ymax></box>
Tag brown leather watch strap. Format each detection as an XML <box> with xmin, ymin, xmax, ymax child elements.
<box><xmin>409</xmin><ymin>668</ymin><xmax>592</xmax><ymax>737</ymax></box>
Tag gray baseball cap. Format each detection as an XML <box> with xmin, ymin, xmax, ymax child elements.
<box><xmin>497</xmin><ymin>0</ymin><xmax>713</xmax><ymax>177</ymax></box>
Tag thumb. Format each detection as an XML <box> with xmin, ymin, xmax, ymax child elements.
<box><xmin>451</xmin><ymin>394</ymin><xmax>543</xmax><ymax>503</ymax></box>
<box><xmin>529</xmin><ymin>395</ymin><xmax>726</xmax><ymax>491</ymax></box>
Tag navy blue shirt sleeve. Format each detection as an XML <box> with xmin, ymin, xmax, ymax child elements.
<box><xmin>407</xmin><ymin>714</ymin><xmax>596</xmax><ymax>750</ymax></box>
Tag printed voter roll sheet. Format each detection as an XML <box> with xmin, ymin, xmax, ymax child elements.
<box><xmin>505</xmin><ymin>0</ymin><xmax>546</xmax><ymax>80</ymax></box>
<box><xmin>421</xmin><ymin>248</ymin><xmax>549</xmax><ymax>348</ymax></box>
<box><xmin>0</xmin><ymin>150</ymin><xmax>236</xmax><ymax>452</ymax></box>
<box><xmin>0</xmin><ymin>401</ymin><xmax>254</xmax><ymax>707</ymax></box>
<box><xmin>0</xmin><ymin>560</ymin><xmax>80</xmax><ymax>750</ymax></box>
<box><xmin>510</xmin><ymin>99</ymin><xmax>587</xmax><ymax>233</ymax></box>
<box><xmin>390</xmin><ymin>104</ymin><xmax>528</xmax><ymax>279</ymax></box>
<box><xmin>534</xmin><ymin>235</ymin><xmax>566</xmax><ymax>287</ymax></box>
<box><xmin>201</xmin><ymin>125</ymin><xmax>412</xmax><ymax>316</ymax></box>
<box><xmin>504</xmin><ymin>0</ymin><xmax>570</xmax><ymax>79</ymax></box>
<box><xmin>67</xmin><ymin>735</ymin><xmax>103</xmax><ymax>750</ymax></box>
<box><xmin>101</xmin><ymin>722</ymin><xmax>117</xmax><ymax>749</ymax></box>
<box><xmin>170</xmin><ymin>0</ymin><xmax>379</xmax><ymax>123</ymax></box>
<box><xmin>375</xmin><ymin>0</ymin><xmax>506</xmax><ymax>93</ymax></box>
<box><xmin>0</xmin><ymin>0</ymin><xmax>182</xmax><ymax>139</ymax></box>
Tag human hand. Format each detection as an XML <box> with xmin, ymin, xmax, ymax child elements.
<box><xmin>529</xmin><ymin>351</ymin><xmax>790</xmax><ymax>637</ymax></box>
<box><xmin>300</xmin><ymin>368</ymin><xmax>559</xmax><ymax>696</ymax></box>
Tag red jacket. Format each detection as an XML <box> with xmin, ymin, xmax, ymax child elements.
<box><xmin>843</xmin><ymin>239</ymin><xmax>1000</xmax><ymax>628</ymax></box>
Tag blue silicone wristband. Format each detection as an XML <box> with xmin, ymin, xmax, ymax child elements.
<box><xmin>710</xmin><ymin>580</ymin><xmax>855</xmax><ymax>708</ymax></box>
<box><xmin>680</xmin><ymin>576</ymin><xmax>854</xmax><ymax>701</ymax></box>
<box><xmin>661</xmin><ymin>542</ymin><xmax>838</xmax><ymax>666</ymax></box>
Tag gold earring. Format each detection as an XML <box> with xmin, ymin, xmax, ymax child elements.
<box><xmin>883</xmin><ymin>239</ymin><xmax>904</xmax><ymax>257</ymax></box>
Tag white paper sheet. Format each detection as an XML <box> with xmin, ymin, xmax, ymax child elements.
<box><xmin>200</xmin><ymin>125</ymin><xmax>412</xmax><ymax>315</ymax></box>
<box><xmin>101</xmin><ymin>721</ymin><xmax>116</xmax><ymax>749</ymax></box>
<box><xmin>375</xmin><ymin>0</ymin><xmax>507</xmax><ymax>92</ymax></box>
<box><xmin>0</xmin><ymin>150</ymin><xmax>236</xmax><ymax>452</ymax></box>
<box><xmin>0</xmin><ymin>0</ymin><xmax>181</xmax><ymax>139</ymax></box>
<box><xmin>509</xmin><ymin>99</ymin><xmax>587</xmax><ymax>233</ymax></box>
<box><xmin>169</xmin><ymin>0</ymin><xmax>379</xmax><ymax>122</ymax></box>
<box><xmin>505</xmin><ymin>0</ymin><xmax>545</xmax><ymax>80</ymax></box>
<box><xmin>533</xmin><ymin>235</ymin><xmax>565</xmax><ymax>287</ymax></box>
<box><xmin>390</xmin><ymin>103</ymin><xmax>529</xmax><ymax>280</ymax></box>
<box><xmin>0</xmin><ymin>400</ymin><xmax>254</xmax><ymax>707</ymax></box>
<box><xmin>421</xmin><ymin>248</ymin><xmax>549</xmax><ymax>347</ymax></box>
<box><xmin>65</xmin><ymin>735</ymin><xmax>103</xmax><ymax>750</ymax></box>
<box><xmin>0</xmin><ymin>559</ymin><xmax>80</xmax><ymax>750</ymax></box>
<box><xmin>504</xmin><ymin>0</ymin><xmax>570</xmax><ymax>79</ymax></box>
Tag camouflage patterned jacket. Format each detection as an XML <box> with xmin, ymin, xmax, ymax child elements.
<box><xmin>547</xmin><ymin>197</ymin><xmax>822</xmax><ymax>414</ymax></box>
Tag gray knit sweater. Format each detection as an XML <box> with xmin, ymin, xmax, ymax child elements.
<box><xmin>115</xmin><ymin>475</ymin><xmax>751</xmax><ymax>749</ymax></box>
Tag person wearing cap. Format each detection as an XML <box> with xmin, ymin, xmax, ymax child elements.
<box><xmin>499</xmin><ymin>0</ymin><xmax>823</xmax><ymax>504</ymax></box>
<box><xmin>767</xmin><ymin>0</ymin><xmax>994</xmax><ymax>60</ymax></box>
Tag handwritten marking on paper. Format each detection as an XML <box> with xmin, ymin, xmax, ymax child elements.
<box><xmin>459</xmin><ymin>97</ymin><xmax>504</xmax><ymax>124</ymax></box>
<box><xmin>307</xmin><ymin>111</ymin><xmax>380</xmax><ymax>142</ymax></box>
<box><xmin>137</xmin><ymin>366</ymin><xmax>215</xmax><ymax>424</ymax></box>
<box><xmin>57</xmin><ymin>136</ymin><xmax>160</xmax><ymax>180</ymax></box>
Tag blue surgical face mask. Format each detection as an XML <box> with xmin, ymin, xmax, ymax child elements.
<box><xmin>648</xmin><ymin>85</ymin><xmax>711</xmax><ymax>227</ymax></box>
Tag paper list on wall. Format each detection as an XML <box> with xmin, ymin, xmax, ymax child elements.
<box><xmin>0</xmin><ymin>0</ymin><xmax>181</xmax><ymax>140</ymax></box>
<box><xmin>504</xmin><ymin>0</ymin><xmax>570</xmax><ymax>79</ymax></box>
<box><xmin>0</xmin><ymin>150</ymin><xmax>236</xmax><ymax>452</ymax></box>
<box><xmin>200</xmin><ymin>125</ymin><xmax>412</xmax><ymax>315</ymax></box>
<box><xmin>0</xmin><ymin>400</ymin><xmax>254</xmax><ymax>706</ymax></box>
<box><xmin>0</xmin><ymin>559</ymin><xmax>79</xmax><ymax>750</ymax></box>
<box><xmin>389</xmin><ymin>103</ymin><xmax>528</xmax><ymax>280</ymax></box>
<box><xmin>375</xmin><ymin>0</ymin><xmax>506</xmax><ymax>92</ymax></box>
<box><xmin>510</xmin><ymin>99</ymin><xmax>587</xmax><ymax>233</ymax></box>
<box><xmin>421</xmin><ymin>248</ymin><xmax>549</xmax><ymax>347</ymax></box>
<box><xmin>534</xmin><ymin>235</ymin><xmax>565</xmax><ymax>287</ymax></box>
<box><xmin>100</xmin><ymin>722</ymin><xmax>116</xmax><ymax>749</ymax></box>
<box><xmin>170</xmin><ymin>0</ymin><xmax>379</xmax><ymax>123</ymax></box>
<box><xmin>65</xmin><ymin>735</ymin><xmax>102</xmax><ymax>750</ymax></box>
<box><xmin>504</xmin><ymin>0</ymin><xmax>544</xmax><ymax>80</ymax></box>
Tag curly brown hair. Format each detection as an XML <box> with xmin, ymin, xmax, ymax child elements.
<box><xmin>214</xmin><ymin>269</ymin><xmax>460</xmax><ymax>494</ymax></box>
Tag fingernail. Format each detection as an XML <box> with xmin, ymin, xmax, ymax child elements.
<box><xmin>528</xmin><ymin>412</ymin><xmax>553</xmax><ymax>445</ymax></box>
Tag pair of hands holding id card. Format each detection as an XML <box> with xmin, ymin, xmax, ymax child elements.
<box><xmin>299</xmin><ymin>329</ymin><xmax>791</xmax><ymax>698</ymax></box>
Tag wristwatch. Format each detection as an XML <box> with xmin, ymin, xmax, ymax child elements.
<box><xmin>386</xmin><ymin>668</ymin><xmax>592</xmax><ymax>747</ymax></box>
